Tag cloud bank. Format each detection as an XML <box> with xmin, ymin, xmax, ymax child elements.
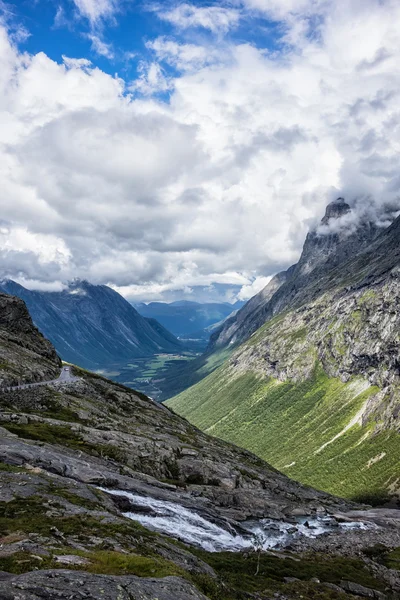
<box><xmin>1</xmin><ymin>0</ymin><xmax>400</xmax><ymax>302</ymax></box>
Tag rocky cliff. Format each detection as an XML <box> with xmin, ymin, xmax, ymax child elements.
<box><xmin>1</xmin><ymin>292</ymin><xmax>400</xmax><ymax>599</ymax></box>
<box><xmin>0</xmin><ymin>292</ymin><xmax>61</xmax><ymax>387</ymax></box>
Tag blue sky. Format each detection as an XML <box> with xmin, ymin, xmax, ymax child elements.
<box><xmin>0</xmin><ymin>0</ymin><xmax>399</xmax><ymax>302</ymax></box>
<box><xmin>11</xmin><ymin>1</ymin><xmax>283</xmax><ymax>97</ymax></box>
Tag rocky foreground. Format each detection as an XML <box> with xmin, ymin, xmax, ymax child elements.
<box><xmin>0</xmin><ymin>293</ymin><xmax>400</xmax><ymax>599</ymax></box>
<box><xmin>1</xmin><ymin>372</ymin><xmax>400</xmax><ymax>599</ymax></box>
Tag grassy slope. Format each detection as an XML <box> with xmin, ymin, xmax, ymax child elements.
<box><xmin>167</xmin><ymin>364</ymin><xmax>400</xmax><ymax>502</ymax></box>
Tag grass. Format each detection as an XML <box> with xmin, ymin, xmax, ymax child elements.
<box><xmin>0</xmin><ymin>548</ymin><xmax>183</xmax><ymax>579</ymax></box>
<box><xmin>195</xmin><ymin>549</ymin><xmax>384</xmax><ymax>591</ymax></box>
<box><xmin>167</xmin><ymin>362</ymin><xmax>400</xmax><ymax>500</ymax></box>
<box><xmin>0</xmin><ymin>421</ymin><xmax>86</xmax><ymax>447</ymax></box>
<box><xmin>80</xmin><ymin>550</ymin><xmax>183</xmax><ymax>577</ymax></box>
<box><xmin>187</xmin><ymin>549</ymin><xmax>387</xmax><ymax>600</ymax></box>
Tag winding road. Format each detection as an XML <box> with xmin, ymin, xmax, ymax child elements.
<box><xmin>2</xmin><ymin>366</ymin><xmax>80</xmax><ymax>392</ymax></box>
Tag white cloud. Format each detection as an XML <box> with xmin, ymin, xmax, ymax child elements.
<box><xmin>146</xmin><ymin>37</ymin><xmax>225</xmax><ymax>71</ymax></box>
<box><xmin>71</xmin><ymin>0</ymin><xmax>119</xmax><ymax>27</ymax></box>
<box><xmin>131</xmin><ymin>61</ymin><xmax>172</xmax><ymax>94</ymax></box>
<box><xmin>1</xmin><ymin>0</ymin><xmax>400</xmax><ymax>302</ymax></box>
<box><xmin>157</xmin><ymin>3</ymin><xmax>240</xmax><ymax>34</ymax></box>
<box><xmin>11</xmin><ymin>278</ymin><xmax>68</xmax><ymax>292</ymax></box>
<box><xmin>238</xmin><ymin>276</ymin><xmax>273</xmax><ymax>301</ymax></box>
<box><xmin>87</xmin><ymin>33</ymin><xmax>114</xmax><ymax>58</ymax></box>
<box><xmin>242</xmin><ymin>0</ymin><xmax>326</xmax><ymax>20</ymax></box>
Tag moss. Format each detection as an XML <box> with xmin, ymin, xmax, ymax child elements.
<box><xmin>0</xmin><ymin>461</ymin><xmax>26</xmax><ymax>473</ymax></box>
<box><xmin>165</xmin><ymin>458</ymin><xmax>180</xmax><ymax>480</ymax></box>
<box><xmin>185</xmin><ymin>473</ymin><xmax>205</xmax><ymax>485</ymax></box>
<box><xmin>0</xmin><ymin>421</ymin><xmax>85</xmax><ymax>448</ymax></box>
<box><xmin>0</xmin><ymin>495</ymin><xmax>153</xmax><ymax>545</ymax></box>
<box><xmin>358</xmin><ymin>289</ymin><xmax>378</xmax><ymax>305</ymax></box>
<box><xmin>0</xmin><ymin>421</ymin><xmax>126</xmax><ymax>465</ymax></box>
<box><xmin>0</xmin><ymin>551</ymin><xmax>56</xmax><ymax>575</ymax></box>
<box><xmin>286</xmin><ymin>326</ymin><xmax>308</xmax><ymax>344</ymax></box>
<box><xmin>80</xmin><ymin>550</ymin><xmax>184</xmax><ymax>577</ymax></box>
<box><xmin>384</xmin><ymin>547</ymin><xmax>400</xmax><ymax>570</ymax></box>
<box><xmin>46</xmin><ymin>486</ymin><xmax>103</xmax><ymax>510</ymax></box>
<box><xmin>39</xmin><ymin>400</ymin><xmax>82</xmax><ymax>423</ymax></box>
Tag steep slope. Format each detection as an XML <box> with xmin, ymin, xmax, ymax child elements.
<box><xmin>0</xmin><ymin>292</ymin><xmax>61</xmax><ymax>387</ymax></box>
<box><xmin>0</xmin><ymin>280</ymin><xmax>182</xmax><ymax>369</ymax></box>
<box><xmin>168</xmin><ymin>203</ymin><xmax>400</xmax><ymax>503</ymax></box>
<box><xmin>3</xmin><ymin>294</ymin><xmax>399</xmax><ymax>598</ymax></box>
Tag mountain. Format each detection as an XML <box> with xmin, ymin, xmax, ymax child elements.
<box><xmin>0</xmin><ymin>280</ymin><xmax>182</xmax><ymax>369</ymax></box>
<box><xmin>3</xmin><ymin>292</ymin><xmax>397</xmax><ymax>599</ymax></box>
<box><xmin>134</xmin><ymin>300</ymin><xmax>243</xmax><ymax>339</ymax></box>
<box><xmin>167</xmin><ymin>199</ymin><xmax>400</xmax><ymax>504</ymax></box>
<box><xmin>210</xmin><ymin>198</ymin><xmax>379</xmax><ymax>349</ymax></box>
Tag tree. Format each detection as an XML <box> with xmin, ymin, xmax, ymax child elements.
<box><xmin>252</xmin><ymin>531</ymin><xmax>264</xmax><ymax>576</ymax></box>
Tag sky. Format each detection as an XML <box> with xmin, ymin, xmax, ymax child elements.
<box><xmin>0</xmin><ymin>0</ymin><xmax>400</xmax><ymax>303</ymax></box>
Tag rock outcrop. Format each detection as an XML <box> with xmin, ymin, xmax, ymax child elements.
<box><xmin>0</xmin><ymin>571</ymin><xmax>209</xmax><ymax>600</ymax></box>
<box><xmin>0</xmin><ymin>292</ymin><xmax>61</xmax><ymax>387</ymax></box>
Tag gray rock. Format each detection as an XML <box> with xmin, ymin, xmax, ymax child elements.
<box><xmin>0</xmin><ymin>570</ymin><xmax>208</xmax><ymax>600</ymax></box>
<box><xmin>340</xmin><ymin>580</ymin><xmax>386</xmax><ymax>598</ymax></box>
<box><xmin>55</xmin><ymin>555</ymin><xmax>90</xmax><ymax>566</ymax></box>
<box><xmin>322</xmin><ymin>582</ymin><xmax>346</xmax><ymax>593</ymax></box>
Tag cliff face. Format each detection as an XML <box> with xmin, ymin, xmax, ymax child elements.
<box><xmin>168</xmin><ymin>203</ymin><xmax>400</xmax><ymax>504</ymax></box>
<box><xmin>0</xmin><ymin>292</ymin><xmax>61</xmax><ymax>387</ymax></box>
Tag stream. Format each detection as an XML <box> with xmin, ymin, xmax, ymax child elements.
<box><xmin>100</xmin><ymin>488</ymin><xmax>375</xmax><ymax>553</ymax></box>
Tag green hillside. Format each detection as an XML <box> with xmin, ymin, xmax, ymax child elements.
<box><xmin>167</xmin><ymin>362</ymin><xmax>400</xmax><ymax>502</ymax></box>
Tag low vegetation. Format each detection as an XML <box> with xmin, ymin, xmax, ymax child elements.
<box><xmin>168</xmin><ymin>362</ymin><xmax>400</xmax><ymax>501</ymax></box>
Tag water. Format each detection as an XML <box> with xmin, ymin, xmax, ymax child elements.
<box><xmin>99</xmin><ymin>488</ymin><xmax>375</xmax><ymax>553</ymax></box>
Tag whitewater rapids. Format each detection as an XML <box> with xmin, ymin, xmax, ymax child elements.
<box><xmin>99</xmin><ymin>488</ymin><xmax>374</xmax><ymax>553</ymax></box>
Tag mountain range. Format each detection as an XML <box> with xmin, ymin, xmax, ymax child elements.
<box><xmin>167</xmin><ymin>198</ymin><xmax>400</xmax><ymax>504</ymax></box>
<box><xmin>0</xmin><ymin>279</ymin><xmax>182</xmax><ymax>369</ymax></box>
<box><xmin>134</xmin><ymin>300</ymin><xmax>243</xmax><ymax>341</ymax></box>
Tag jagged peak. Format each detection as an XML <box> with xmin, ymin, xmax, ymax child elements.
<box><xmin>321</xmin><ymin>197</ymin><xmax>351</xmax><ymax>225</ymax></box>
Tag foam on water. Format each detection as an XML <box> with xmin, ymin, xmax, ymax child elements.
<box><xmin>99</xmin><ymin>488</ymin><xmax>375</xmax><ymax>552</ymax></box>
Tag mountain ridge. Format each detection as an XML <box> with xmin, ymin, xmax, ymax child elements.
<box><xmin>0</xmin><ymin>279</ymin><xmax>182</xmax><ymax>369</ymax></box>
<box><xmin>134</xmin><ymin>300</ymin><xmax>244</xmax><ymax>340</ymax></box>
<box><xmin>210</xmin><ymin>198</ymin><xmax>382</xmax><ymax>350</ymax></box>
